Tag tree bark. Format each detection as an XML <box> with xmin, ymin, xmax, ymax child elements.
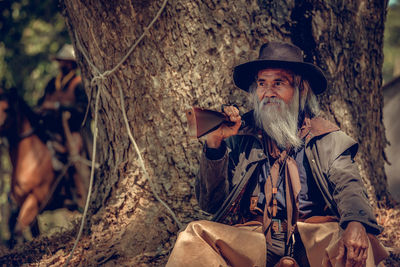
<box><xmin>56</xmin><ymin>0</ymin><xmax>391</xmax><ymax>265</ymax></box>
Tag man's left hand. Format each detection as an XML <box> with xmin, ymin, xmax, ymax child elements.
<box><xmin>336</xmin><ymin>221</ymin><xmax>369</xmax><ymax>267</ymax></box>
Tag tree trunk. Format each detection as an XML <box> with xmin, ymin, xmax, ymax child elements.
<box><xmin>55</xmin><ymin>0</ymin><xmax>391</xmax><ymax>265</ymax></box>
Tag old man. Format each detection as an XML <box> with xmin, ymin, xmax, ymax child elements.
<box><xmin>167</xmin><ymin>42</ymin><xmax>386</xmax><ymax>267</ymax></box>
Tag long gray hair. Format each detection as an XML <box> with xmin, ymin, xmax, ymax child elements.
<box><xmin>294</xmin><ymin>75</ymin><xmax>320</xmax><ymax>118</ymax></box>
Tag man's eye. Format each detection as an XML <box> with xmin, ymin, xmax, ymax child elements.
<box><xmin>275</xmin><ymin>81</ymin><xmax>282</xmax><ymax>86</ymax></box>
<box><xmin>258</xmin><ymin>82</ymin><xmax>264</xmax><ymax>87</ymax></box>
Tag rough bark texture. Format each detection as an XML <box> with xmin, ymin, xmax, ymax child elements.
<box><xmin>307</xmin><ymin>1</ymin><xmax>390</xmax><ymax>206</ymax></box>
<box><xmin>35</xmin><ymin>0</ymin><xmax>391</xmax><ymax>265</ymax></box>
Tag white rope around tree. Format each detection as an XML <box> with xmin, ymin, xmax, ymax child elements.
<box><xmin>64</xmin><ymin>81</ymin><xmax>100</xmax><ymax>267</ymax></box>
<box><xmin>64</xmin><ymin>0</ymin><xmax>182</xmax><ymax>265</ymax></box>
<box><xmin>114</xmin><ymin>74</ymin><xmax>183</xmax><ymax>229</ymax></box>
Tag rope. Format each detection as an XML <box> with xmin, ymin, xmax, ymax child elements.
<box><xmin>64</xmin><ymin>82</ymin><xmax>100</xmax><ymax>267</ymax></box>
<box><xmin>64</xmin><ymin>0</ymin><xmax>181</xmax><ymax>264</ymax></box>
<box><xmin>114</xmin><ymin>74</ymin><xmax>183</xmax><ymax>229</ymax></box>
<box><xmin>79</xmin><ymin>0</ymin><xmax>168</xmax><ymax>127</ymax></box>
<box><xmin>90</xmin><ymin>0</ymin><xmax>168</xmax><ymax>85</ymax></box>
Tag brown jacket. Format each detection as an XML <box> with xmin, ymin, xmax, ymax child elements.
<box><xmin>195</xmin><ymin>111</ymin><xmax>382</xmax><ymax>235</ymax></box>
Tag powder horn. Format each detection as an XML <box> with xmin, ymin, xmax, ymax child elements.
<box><xmin>186</xmin><ymin>107</ymin><xmax>235</xmax><ymax>139</ymax></box>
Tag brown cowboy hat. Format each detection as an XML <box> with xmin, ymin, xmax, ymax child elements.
<box><xmin>233</xmin><ymin>41</ymin><xmax>327</xmax><ymax>95</ymax></box>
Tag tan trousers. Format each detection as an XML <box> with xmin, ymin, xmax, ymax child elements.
<box><xmin>297</xmin><ymin>221</ymin><xmax>388</xmax><ymax>267</ymax></box>
<box><xmin>167</xmin><ymin>220</ymin><xmax>388</xmax><ymax>267</ymax></box>
<box><xmin>166</xmin><ymin>220</ymin><xmax>266</xmax><ymax>267</ymax></box>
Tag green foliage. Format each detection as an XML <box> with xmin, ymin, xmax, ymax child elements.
<box><xmin>384</xmin><ymin>1</ymin><xmax>400</xmax><ymax>83</ymax></box>
<box><xmin>0</xmin><ymin>0</ymin><xmax>70</xmax><ymax>105</ymax></box>
<box><xmin>0</xmin><ymin>142</ymin><xmax>11</xmax><ymax>242</ymax></box>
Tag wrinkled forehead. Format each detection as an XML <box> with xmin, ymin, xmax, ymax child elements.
<box><xmin>256</xmin><ymin>68</ymin><xmax>294</xmax><ymax>81</ymax></box>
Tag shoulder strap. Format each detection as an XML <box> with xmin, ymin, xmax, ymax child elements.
<box><xmin>67</xmin><ymin>75</ymin><xmax>82</xmax><ymax>93</ymax></box>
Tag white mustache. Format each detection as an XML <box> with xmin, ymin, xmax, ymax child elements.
<box><xmin>261</xmin><ymin>97</ymin><xmax>284</xmax><ymax>106</ymax></box>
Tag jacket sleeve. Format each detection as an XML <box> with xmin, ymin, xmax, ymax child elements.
<box><xmin>317</xmin><ymin>131</ymin><xmax>383</xmax><ymax>235</ymax></box>
<box><xmin>328</xmin><ymin>148</ymin><xmax>382</xmax><ymax>234</ymax></box>
<box><xmin>195</xmin><ymin>141</ymin><xmax>231</xmax><ymax>213</ymax></box>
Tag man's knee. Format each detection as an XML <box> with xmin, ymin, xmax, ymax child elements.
<box><xmin>181</xmin><ymin>220</ymin><xmax>212</xmax><ymax>236</ymax></box>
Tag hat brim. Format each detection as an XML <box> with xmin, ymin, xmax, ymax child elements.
<box><xmin>233</xmin><ymin>60</ymin><xmax>327</xmax><ymax>95</ymax></box>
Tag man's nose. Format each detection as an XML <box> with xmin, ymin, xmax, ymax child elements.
<box><xmin>261</xmin><ymin>86</ymin><xmax>277</xmax><ymax>99</ymax></box>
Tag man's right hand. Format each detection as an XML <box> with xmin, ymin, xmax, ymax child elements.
<box><xmin>206</xmin><ymin>105</ymin><xmax>241</xmax><ymax>148</ymax></box>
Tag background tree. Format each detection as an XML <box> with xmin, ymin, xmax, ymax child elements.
<box><xmin>383</xmin><ymin>0</ymin><xmax>400</xmax><ymax>204</ymax></box>
<box><xmin>0</xmin><ymin>0</ymin><xmax>69</xmax><ymax>102</ymax></box>
<box><xmin>383</xmin><ymin>0</ymin><xmax>400</xmax><ymax>82</ymax></box>
<box><xmin>1</xmin><ymin>0</ymin><xmax>399</xmax><ymax>266</ymax></box>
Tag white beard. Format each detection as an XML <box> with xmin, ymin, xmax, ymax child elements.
<box><xmin>253</xmin><ymin>89</ymin><xmax>303</xmax><ymax>149</ymax></box>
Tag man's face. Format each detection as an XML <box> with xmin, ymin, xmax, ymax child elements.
<box><xmin>57</xmin><ymin>60</ymin><xmax>74</xmax><ymax>74</ymax></box>
<box><xmin>252</xmin><ymin>68</ymin><xmax>302</xmax><ymax>149</ymax></box>
<box><xmin>255</xmin><ymin>68</ymin><xmax>295</xmax><ymax>105</ymax></box>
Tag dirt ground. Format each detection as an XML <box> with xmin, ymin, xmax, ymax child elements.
<box><xmin>0</xmin><ymin>209</ymin><xmax>83</xmax><ymax>266</ymax></box>
<box><xmin>1</xmin><ymin>207</ymin><xmax>400</xmax><ymax>266</ymax></box>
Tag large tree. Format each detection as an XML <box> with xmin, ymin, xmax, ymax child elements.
<box><xmin>3</xmin><ymin>0</ymin><xmax>397</xmax><ymax>265</ymax></box>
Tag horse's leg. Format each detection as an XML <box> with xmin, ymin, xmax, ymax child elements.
<box><xmin>72</xmin><ymin>132</ymin><xmax>89</xmax><ymax>209</ymax></box>
<box><xmin>66</xmin><ymin>127</ymin><xmax>89</xmax><ymax>209</ymax></box>
<box><xmin>15</xmin><ymin>193</ymin><xmax>39</xmax><ymax>234</ymax></box>
<box><xmin>30</xmin><ymin>217</ymin><xmax>40</xmax><ymax>237</ymax></box>
<box><xmin>7</xmin><ymin>200</ymin><xmax>19</xmax><ymax>248</ymax></box>
<box><xmin>72</xmin><ymin>170</ymin><xmax>88</xmax><ymax>209</ymax></box>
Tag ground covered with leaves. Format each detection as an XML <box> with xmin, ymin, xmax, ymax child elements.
<box><xmin>1</xmin><ymin>206</ymin><xmax>400</xmax><ymax>266</ymax></box>
<box><xmin>376</xmin><ymin>207</ymin><xmax>400</xmax><ymax>266</ymax></box>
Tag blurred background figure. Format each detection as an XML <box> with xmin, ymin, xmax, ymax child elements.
<box><xmin>0</xmin><ymin>45</ymin><xmax>93</xmax><ymax>247</ymax></box>
<box><xmin>37</xmin><ymin>43</ymin><xmax>91</xmax><ymax>212</ymax></box>
<box><xmin>38</xmin><ymin>44</ymin><xmax>87</xmax><ymax>137</ymax></box>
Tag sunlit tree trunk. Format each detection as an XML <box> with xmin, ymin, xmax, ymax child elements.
<box><xmin>56</xmin><ymin>0</ymin><xmax>390</xmax><ymax>265</ymax></box>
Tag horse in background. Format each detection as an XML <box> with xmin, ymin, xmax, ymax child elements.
<box><xmin>0</xmin><ymin>89</ymin><xmax>88</xmax><ymax>246</ymax></box>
